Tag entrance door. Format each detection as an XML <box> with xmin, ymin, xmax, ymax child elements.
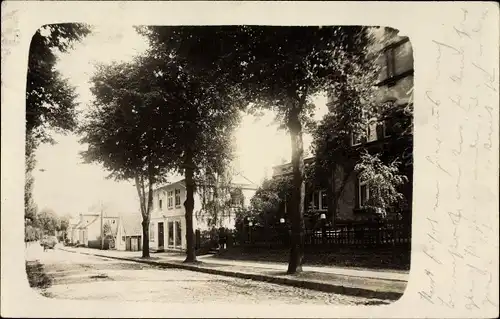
<box><xmin>168</xmin><ymin>221</ymin><xmax>174</xmax><ymax>247</ymax></box>
<box><xmin>174</xmin><ymin>221</ymin><xmax>182</xmax><ymax>249</ymax></box>
<box><xmin>131</xmin><ymin>237</ymin><xmax>138</xmax><ymax>251</ymax></box>
<box><xmin>158</xmin><ymin>222</ymin><xmax>164</xmax><ymax>251</ymax></box>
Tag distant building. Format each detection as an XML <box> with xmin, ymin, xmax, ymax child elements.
<box><xmin>68</xmin><ymin>212</ymin><xmax>119</xmax><ymax>247</ymax></box>
<box><xmin>115</xmin><ymin>213</ymin><xmax>143</xmax><ymax>251</ymax></box>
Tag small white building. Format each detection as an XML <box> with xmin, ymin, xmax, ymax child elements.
<box><xmin>68</xmin><ymin>212</ymin><xmax>119</xmax><ymax>247</ymax></box>
<box><xmin>115</xmin><ymin>213</ymin><xmax>143</xmax><ymax>251</ymax></box>
<box><xmin>68</xmin><ymin>218</ymin><xmax>81</xmax><ymax>244</ymax></box>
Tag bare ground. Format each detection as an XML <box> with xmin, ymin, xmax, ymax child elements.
<box><xmin>25</xmin><ymin>245</ymin><xmax>392</xmax><ymax>305</ymax></box>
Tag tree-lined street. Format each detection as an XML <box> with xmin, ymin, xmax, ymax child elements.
<box><xmin>23</xmin><ymin>23</ymin><xmax>414</xmax><ymax>305</ymax></box>
<box><xmin>26</xmin><ymin>246</ymin><xmax>390</xmax><ymax>305</ymax></box>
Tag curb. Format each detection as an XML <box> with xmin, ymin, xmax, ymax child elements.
<box><xmin>60</xmin><ymin>248</ymin><xmax>404</xmax><ymax>301</ymax></box>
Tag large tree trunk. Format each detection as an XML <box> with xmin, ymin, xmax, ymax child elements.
<box><xmin>141</xmin><ymin>218</ymin><xmax>150</xmax><ymax>258</ymax></box>
<box><xmin>184</xmin><ymin>148</ymin><xmax>197</xmax><ymax>263</ymax></box>
<box><xmin>286</xmin><ymin>107</ymin><xmax>306</xmax><ymax>274</ymax></box>
<box><xmin>135</xmin><ymin>174</ymin><xmax>151</xmax><ymax>258</ymax></box>
<box><xmin>213</xmin><ymin>172</ymin><xmax>219</xmax><ymax>228</ymax></box>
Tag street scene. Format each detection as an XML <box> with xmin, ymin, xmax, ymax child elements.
<box><xmin>26</xmin><ymin>244</ymin><xmax>393</xmax><ymax>305</ymax></box>
<box><xmin>25</xmin><ymin>23</ymin><xmax>413</xmax><ymax>306</ymax></box>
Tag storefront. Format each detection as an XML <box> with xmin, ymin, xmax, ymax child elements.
<box><xmin>150</xmin><ymin>215</ymin><xmax>186</xmax><ymax>251</ymax></box>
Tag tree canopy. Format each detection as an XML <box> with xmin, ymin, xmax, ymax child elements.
<box><xmin>139</xmin><ymin>25</ymin><xmax>376</xmax><ymax>273</ymax></box>
<box><xmin>80</xmin><ymin>46</ymin><xmax>244</xmax><ymax>260</ymax></box>
<box><xmin>25</xmin><ymin>23</ymin><xmax>91</xmax><ymax>238</ymax></box>
<box><xmin>27</xmin><ymin>23</ymin><xmax>91</xmax><ymax>144</ymax></box>
<box><xmin>80</xmin><ymin>54</ymin><xmax>180</xmax><ymax>257</ymax></box>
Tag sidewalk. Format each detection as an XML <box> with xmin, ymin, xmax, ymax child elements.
<box><xmin>59</xmin><ymin>246</ymin><xmax>408</xmax><ymax>301</ymax></box>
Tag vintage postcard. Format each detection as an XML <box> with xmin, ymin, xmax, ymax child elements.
<box><xmin>1</xmin><ymin>1</ymin><xmax>498</xmax><ymax>318</ymax></box>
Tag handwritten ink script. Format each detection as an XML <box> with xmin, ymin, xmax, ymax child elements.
<box><xmin>421</xmin><ymin>6</ymin><xmax>499</xmax><ymax>314</ymax></box>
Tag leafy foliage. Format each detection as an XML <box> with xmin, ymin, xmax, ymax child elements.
<box><xmin>37</xmin><ymin>209</ymin><xmax>61</xmax><ymax>235</ymax></box>
<box><xmin>25</xmin><ymin>24</ymin><xmax>90</xmax><ymax>237</ymax></box>
<box><xmin>311</xmin><ymin>27</ymin><xmax>381</xmax><ymax>171</ymax></box>
<box><xmin>195</xmin><ymin>167</ymin><xmax>245</xmax><ymax>229</ymax></box>
<box><xmin>354</xmin><ymin>152</ymin><xmax>409</xmax><ymax>216</ymax></box>
<box><xmin>80</xmin><ymin>43</ymin><xmax>243</xmax><ymax>260</ymax></box>
<box><xmin>81</xmin><ymin>56</ymin><xmax>175</xmax><ymax>186</ymax></box>
<box><xmin>26</xmin><ymin>24</ymin><xmax>91</xmax><ymax>144</ymax></box>
<box><xmin>139</xmin><ymin>26</ymin><xmax>369</xmax><ymax>127</ymax></box>
<box><xmin>25</xmin><ymin>136</ymin><xmax>38</xmax><ymax>223</ymax></box>
<box><xmin>24</xmin><ymin>224</ymin><xmax>43</xmax><ymax>242</ymax></box>
<box><xmin>249</xmin><ymin>176</ymin><xmax>293</xmax><ymax>224</ymax></box>
<box><xmin>103</xmin><ymin>222</ymin><xmax>114</xmax><ymax>238</ymax></box>
<box><xmin>139</xmin><ymin>25</ymin><xmax>377</xmax><ymax>273</ymax></box>
<box><xmin>311</xmin><ymin>27</ymin><xmax>413</xmax><ymax>220</ymax></box>
<box><xmin>135</xmin><ymin>30</ymin><xmax>247</xmax><ymax>262</ymax></box>
<box><xmin>80</xmin><ymin>55</ymin><xmax>179</xmax><ymax>257</ymax></box>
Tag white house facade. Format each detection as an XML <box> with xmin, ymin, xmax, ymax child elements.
<box><xmin>148</xmin><ymin>177</ymin><xmax>257</xmax><ymax>251</ymax></box>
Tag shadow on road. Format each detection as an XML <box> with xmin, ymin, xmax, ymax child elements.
<box><xmin>25</xmin><ymin>260</ymin><xmax>52</xmax><ymax>289</ymax></box>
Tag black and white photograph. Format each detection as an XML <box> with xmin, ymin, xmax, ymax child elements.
<box><xmin>23</xmin><ymin>24</ymin><xmax>414</xmax><ymax>305</ymax></box>
<box><xmin>1</xmin><ymin>2</ymin><xmax>498</xmax><ymax>318</ymax></box>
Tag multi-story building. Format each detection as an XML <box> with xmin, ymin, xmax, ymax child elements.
<box><xmin>148</xmin><ymin>173</ymin><xmax>258</xmax><ymax>251</ymax></box>
<box><xmin>272</xmin><ymin>27</ymin><xmax>414</xmax><ymax>226</ymax></box>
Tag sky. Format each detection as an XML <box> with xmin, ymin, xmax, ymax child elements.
<box><xmin>32</xmin><ymin>24</ymin><xmax>328</xmax><ymax>218</ymax></box>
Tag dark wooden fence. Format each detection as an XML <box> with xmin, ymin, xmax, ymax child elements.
<box><xmin>88</xmin><ymin>238</ymin><xmax>111</xmax><ymax>250</ymax></box>
<box><xmin>194</xmin><ymin>220</ymin><xmax>411</xmax><ymax>253</ymax></box>
<box><xmin>230</xmin><ymin>221</ymin><xmax>411</xmax><ymax>250</ymax></box>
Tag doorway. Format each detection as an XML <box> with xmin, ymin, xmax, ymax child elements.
<box><xmin>174</xmin><ymin>221</ymin><xmax>182</xmax><ymax>249</ymax></box>
<box><xmin>158</xmin><ymin>222</ymin><xmax>164</xmax><ymax>252</ymax></box>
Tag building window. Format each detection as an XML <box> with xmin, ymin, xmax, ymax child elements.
<box><xmin>149</xmin><ymin>223</ymin><xmax>155</xmax><ymax>241</ymax></box>
<box><xmin>230</xmin><ymin>189</ymin><xmax>244</xmax><ymax>207</ymax></box>
<box><xmin>321</xmin><ymin>191</ymin><xmax>328</xmax><ymax>210</ymax></box>
<box><xmin>384</xmin><ymin>47</ymin><xmax>396</xmax><ymax>79</ymax></box>
<box><xmin>175</xmin><ymin>189</ymin><xmax>181</xmax><ymax>207</ymax></box>
<box><xmin>313</xmin><ymin>192</ymin><xmax>320</xmax><ymax>210</ymax></box>
<box><xmin>167</xmin><ymin>191</ymin><xmax>173</xmax><ymax>209</ymax></box>
<box><xmin>308</xmin><ymin>190</ymin><xmax>328</xmax><ymax>211</ymax></box>
<box><xmin>352</xmin><ymin>130</ymin><xmax>367</xmax><ymax>146</ymax></box>
<box><xmin>159</xmin><ymin>199</ymin><xmax>163</xmax><ymax>209</ymax></box>
<box><xmin>358</xmin><ymin>181</ymin><xmax>370</xmax><ymax>208</ymax></box>
<box><xmin>381</xmin><ymin>39</ymin><xmax>412</xmax><ymax>82</ymax></box>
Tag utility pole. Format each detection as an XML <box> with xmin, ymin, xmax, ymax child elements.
<box><xmin>100</xmin><ymin>201</ymin><xmax>104</xmax><ymax>250</ymax></box>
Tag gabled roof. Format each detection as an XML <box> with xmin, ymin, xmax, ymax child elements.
<box><xmin>231</xmin><ymin>171</ymin><xmax>258</xmax><ymax>190</ymax></box>
<box><xmin>77</xmin><ymin>215</ymin><xmax>99</xmax><ymax>229</ymax></box>
<box><xmin>154</xmin><ymin>172</ymin><xmax>258</xmax><ymax>193</ymax></box>
<box><xmin>120</xmin><ymin>214</ymin><xmax>142</xmax><ymax>237</ymax></box>
<box><xmin>69</xmin><ymin>218</ymin><xmax>80</xmax><ymax>228</ymax></box>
